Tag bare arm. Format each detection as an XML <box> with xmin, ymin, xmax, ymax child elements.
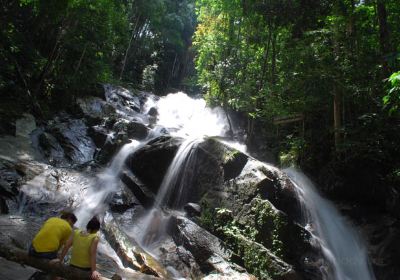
<box><xmin>59</xmin><ymin>233</ymin><xmax>73</xmax><ymax>262</ymax></box>
<box><xmin>90</xmin><ymin>237</ymin><xmax>100</xmax><ymax>279</ymax></box>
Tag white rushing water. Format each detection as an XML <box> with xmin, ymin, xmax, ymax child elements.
<box><xmin>151</xmin><ymin>92</ymin><xmax>229</xmax><ymax>138</ymax></box>
<box><xmin>285</xmin><ymin>168</ymin><xmax>375</xmax><ymax>280</ymax></box>
<box><xmin>75</xmin><ymin>140</ymin><xmax>141</xmax><ymax>227</ymax></box>
<box><xmin>70</xmin><ymin>88</ymin><xmax>375</xmax><ymax>280</ymax></box>
<box><xmin>138</xmin><ymin>93</ymin><xmax>232</xmax><ymax>247</ymax></box>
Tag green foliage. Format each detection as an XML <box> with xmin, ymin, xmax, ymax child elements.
<box><xmin>0</xmin><ymin>0</ymin><xmax>196</xmax><ymax>112</ymax></box>
<box><xmin>279</xmin><ymin>136</ymin><xmax>306</xmax><ymax>167</ymax></box>
<box><xmin>198</xmin><ymin>198</ymin><xmax>290</xmax><ymax>279</ymax></box>
<box><xmin>194</xmin><ymin>0</ymin><xmax>400</xmax><ymax>204</ymax></box>
<box><xmin>383</xmin><ymin>71</ymin><xmax>400</xmax><ymax>115</ymax></box>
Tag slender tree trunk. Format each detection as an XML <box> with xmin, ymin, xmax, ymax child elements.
<box><xmin>120</xmin><ymin>15</ymin><xmax>141</xmax><ymax>80</ymax></box>
<box><xmin>271</xmin><ymin>31</ymin><xmax>277</xmax><ymax>85</ymax></box>
<box><xmin>73</xmin><ymin>42</ymin><xmax>88</xmax><ymax>78</ymax></box>
<box><xmin>333</xmin><ymin>84</ymin><xmax>342</xmax><ymax>151</ymax></box>
<box><xmin>259</xmin><ymin>26</ymin><xmax>272</xmax><ymax>91</ymax></box>
<box><xmin>167</xmin><ymin>53</ymin><xmax>178</xmax><ymax>89</ymax></box>
<box><xmin>34</xmin><ymin>16</ymin><xmax>69</xmax><ymax>97</ymax></box>
<box><xmin>376</xmin><ymin>0</ymin><xmax>391</xmax><ymax>75</ymax></box>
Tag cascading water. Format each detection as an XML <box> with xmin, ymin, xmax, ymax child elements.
<box><xmin>74</xmin><ymin>140</ymin><xmax>141</xmax><ymax>227</ymax></box>
<box><xmin>155</xmin><ymin>138</ymin><xmax>202</xmax><ymax>209</ymax></box>
<box><xmin>285</xmin><ymin>168</ymin><xmax>375</xmax><ymax>280</ymax></box>
<box><xmin>137</xmin><ymin>93</ymin><xmax>231</xmax><ymax>247</ymax></box>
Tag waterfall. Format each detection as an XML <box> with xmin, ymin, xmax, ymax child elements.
<box><xmin>74</xmin><ymin>140</ymin><xmax>141</xmax><ymax>227</ymax></box>
<box><xmin>155</xmin><ymin>138</ymin><xmax>202</xmax><ymax>209</ymax></box>
<box><xmin>285</xmin><ymin>168</ymin><xmax>375</xmax><ymax>280</ymax></box>
<box><xmin>137</xmin><ymin>93</ymin><xmax>231</xmax><ymax>247</ymax></box>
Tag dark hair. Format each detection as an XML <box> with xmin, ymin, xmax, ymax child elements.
<box><xmin>86</xmin><ymin>216</ymin><xmax>100</xmax><ymax>232</ymax></box>
<box><xmin>60</xmin><ymin>212</ymin><xmax>77</xmax><ymax>224</ymax></box>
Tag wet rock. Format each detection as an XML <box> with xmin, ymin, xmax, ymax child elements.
<box><xmin>15</xmin><ymin>114</ymin><xmax>36</xmax><ymax>139</ymax></box>
<box><xmin>222</xmin><ymin>150</ymin><xmax>248</xmax><ymax>181</ymax></box>
<box><xmin>169</xmin><ymin>215</ymin><xmax>255</xmax><ymax>279</ymax></box>
<box><xmin>148</xmin><ymin>107</ymin><xmax>158</xmax><ymax>117</ymax></box>
<box><xmin>38</xmin><ymin>132</ymin><xmax>66</xmax><ymax>165</ymax></box>
<box><xmin>76</xmin><ymin>96</ymin><xmax>116</xmax><ymax>124</ymax></box>
<box><xmin>104</xmin><ymin>85</ymin><xmax>141</xmax><ymax>115</ymax></box>
<box><xmin>102</xmin><ymin>213</ymin><xmax>171</xmax><ymax>278</ymax></box>
<box><xmin>175</xmin><ymin>245</ymin><xmax>202</xmax><ymax>276</ymax></box>
<box><xmin>126</xmin><ymin>121</ymin><xmax>149</xmax><ymax>140</ymax></box>
<box><xmin>0</xmin><ymin>121</ymin><xmax>15</xmax><ymax>136</ymax></box>
<box><xmin>184</xmin><ymin>203</ymin><xmax>201</xmax><ymax>217</ymax></box>
<box><xmin>0</xmin><ymin>178</ymin><xmax>18</xmax><ymax>212</ymax></box>
<box><xmin>109</xmin><ymin>185</ymin><xmax>138</xmax><ymax>213</ymax></box>
<box><xmin>37</xmin><ymin>116</ymin><xmax>96</xmax><ymax>166</ymax></box>
<box><xmin>360</xmin><ymin>215</ymin><xmax>400</xmax><ymax>280</ymax></box>
<box><xmin>88</xmin><ymin>125</ymin><xmax>111</xmax><ymax>148</ymax></box>
<box><xmin>126</xmin><ymin>136</ymin><xmax>184</xmax><ymax>194</ymax></box>
<box><xmin>120</xmin><ymin>172</ymin><xmax>154</xmax><ymax>209</ymax></box>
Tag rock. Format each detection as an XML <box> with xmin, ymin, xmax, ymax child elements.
<box><xmin>38</xmin><ymin>132</ymin><xmax>66</xmax><ymax>165</ymax></box>
<box><xmin>104</xmin><ymin>85</ymin><xmax>141</xmax><ymax>114</ymax></box>
<box><xmin>126</xmin><ymin>136</ymin><xmax>184</xmax><ymax>194</ymax></box>
<box><xmin>88</xmin><ymin>125</ymin><xmax>110</xmax><ymax>148</ymax></box>
<box><xmin>76</xmin><ymin>96</ymin><xmax>116</xmax><ymax>124</ymax></box>
<box><xmin>0</xmin><ymin>198</ymin><xmax>8</xmax><ymax>214</ymax></box>
<box><xmin>102</xmin><ymin>213</ymin><xmax>171</xmax><ymax>278</ymax></box>
<box><xmin>0</xmin><ymin>121</ymin><xmax>15</xmax><ymax>136</ymax></box>
<box><xmin>15</xmin><ymin>114</ymin><xmax>36</xmax><ymax>138</ymax></box>
<box><xmin>120</xmin><ymin>172</ymin><xmax>154</xmax><ymax>209</ymax></box>
<box><xmin>126</xmin><ymin>121</ymin><xmax>149</xmax><ymax>140</ymax></box>
<box><xmin>360</xmin><ymin>215</ymin><xmax>400</xmax><ymax>280</ymax></box>
<box><xmin>109</xmin><ymin>185</ymin><xmax>137</xmax><ymax>213</ymax></box>
<box><xmin>184</xmin><ymin>203</ymin><xmax>201</xmax><ymax>217</ymax></box>
<box><xmin>38</xmin><ymin>116</ymin><xmax>96</xmax><ymax>166</ymax></box>
<box><xmin>148</xmin><ymin>107</ymin><xmax>158</xmax><ymax>117</ymax></box>
<box><xmin>222</xmin><ymin>150</ymin><xmax>248</xmax><ymax>181</ymax></box>
<box><xmin>0</xmin><ymin>178</ymin><xmax>17</xmax><ymax>213</ymax></box>
<box><xmin>169</xmin><ymin>215</ymin><xmax>256</xmax><ymax>279</ymax></box>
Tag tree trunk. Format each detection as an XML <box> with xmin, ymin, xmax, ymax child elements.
<box><xmin>120</xmin><ymin>15</ymin><xmax>141</xmax><ymax>80</ymax></box>
<box><xmin>333</xmin><ymin>85</ymin><xmax>342</xmax><ymax>151</ymax></box>
<box><xmin>73</xmin><ymin>43</ymin><xmax>88</xmax><ymax>78</ymax></box>
<box><xmin>376</xmin><ymin>0</ymin><xmax>391</xmax><ymax>74</ymax></box>
<box><xmin>0</xmin><ymin>243</ymin><xmax>110</xmax><ymax>280</ymax></box>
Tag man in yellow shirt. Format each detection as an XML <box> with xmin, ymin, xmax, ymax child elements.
<box><xmin>29</xmin><ymin>212</ymin><xmax>77</xmax><ymax>260</ymax></box>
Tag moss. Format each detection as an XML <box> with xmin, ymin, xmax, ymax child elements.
<box><xmin>223</xmin><ymin>149</ymin><xmax>240</xmax><ymax>164</ymax></box>
<box><xmin>251</xmin><ymin>198</ymin><xmax>287</xmax><ymax>259</ymax></box>
<box><xmin>198</xmin><ymin>197</ymin><xmax>291</xmax><ymax>280</ymax></box>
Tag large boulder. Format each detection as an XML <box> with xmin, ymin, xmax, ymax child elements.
<box><xmin>126</xmin><ymin>136</ymin><xmax>183</xmax><ymax>194</ymax></box>
<box><xmin>168</xmin><ymin>215</ymin><xmax>257</xmax><ymax>279</ymax></box>
<box><xmin>126</xmin><ymin>136</ymin><xmax>322</xmax><ymax>279</ymax></box>
<box><xmin>37</xmin><ymin>115</ymin><xmax>96</xmax><ymax>166</ymax></box>
<box><xmin>76</xmin><ymin>96</ymin><xmax>116</xmax><ymax>124</ymax></box>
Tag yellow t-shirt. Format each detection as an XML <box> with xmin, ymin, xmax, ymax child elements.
<box><xmin>32</xmin><ymin>217</ymin><xmax>72</xmax><ymax>253</ymax></box>
<box><xmin>70</xmin><ymin>229</ymin><xmax>98</xmax><ymax>269</ymax></box>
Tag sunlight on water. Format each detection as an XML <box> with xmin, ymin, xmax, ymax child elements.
<box><xmin>285</xmin><ymin>168</ymin><xmax>375</xmax><ymax>280</ymax></box>
<box><xmin>153</xmin><ymin>92</ymin><xmax>228</xmax><ymax>138</ymax></box>
<box><xmin>74</xmin><ymin>140</ymin><xmax>141</xmax><ymax>227</ymax></box>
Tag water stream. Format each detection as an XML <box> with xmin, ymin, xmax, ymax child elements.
<box><xmin>285</xmin><ymin>168</ymin><xmax>375</xmax><ymax>280</ymax></box>
<box><xmin>74</xmin><ymin>140</ymin><xmax>141</xmax><ymax>227</ymax></box>
<box><xmin>11</xmin><ymin>87</ymin><xmax>376</xmax><ymax>279</ymax></box>
<box><xmin>137</xmin><ymin>91</ymin><xmax>375</xmax><ymax>280</ymax></box>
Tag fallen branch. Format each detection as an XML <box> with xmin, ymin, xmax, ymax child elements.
<box><xmin>0</xmin><ymin>243</ymin><xmax>112</xmax><ymax>280</ymax></box>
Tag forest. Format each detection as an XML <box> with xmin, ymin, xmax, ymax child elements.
<box><xmin>2</xmin><ymin>0</ymin><xmax>399</xmax><ymax>210</ymax></box>
<box><xmin>0</xmin><ymin>1</ymin><xmax>400</xmax><ymax>279</ymax></box>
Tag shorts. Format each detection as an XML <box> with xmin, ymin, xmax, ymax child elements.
<box><xmin>28</xmin><ymin>245</ymin><xmax>58</xmax><ymax>260</ymax></box>
<box><xmin>70</xmin><ymin>264</ymin><xmax>91</xmax><ymax>271</ymax></box>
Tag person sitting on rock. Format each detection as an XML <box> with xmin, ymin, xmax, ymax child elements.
<box><xmin>57</xmin><ymin>216</ymin><xmax>101</xmax><ymax>280</ymax></box>
<box><xmin>29</xmin><ymin>211</ymin><xmax>77</xmax><ymax>260</ymax></box>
